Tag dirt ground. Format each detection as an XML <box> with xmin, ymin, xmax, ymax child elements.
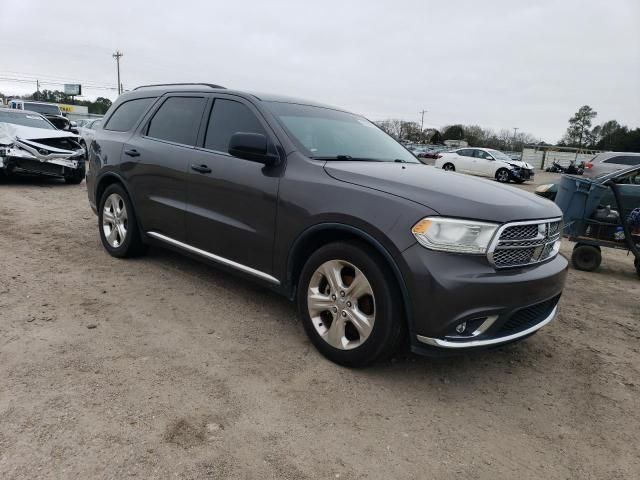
<box><xmin>1</xmin><ymin>171</ymin><xmax>639</xmax><ymax>480</ymax></box>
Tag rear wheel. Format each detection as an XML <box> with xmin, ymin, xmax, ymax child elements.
<box><xmin>442</xmin><ymin>163</ymin><xmax>455</xmax><ymax>172</ymax></box>
<box><xmin>297</xmin><ymin>241</ymin><xmax>404</xmax><ymax>367</ymax></box>
<box><xmin>495</xmin><ymin>168</ymin><xmax>511</xmax><ymax>183</ymax></box>
<box><xmin>98</xmin><ymin>183</ymin><xmax>148</xmax><ymax>258</ymax></box>
<box><xmin>571</xmin><ymin>243</ymin><xmax>601</xmax><ymax>272</ymax></box>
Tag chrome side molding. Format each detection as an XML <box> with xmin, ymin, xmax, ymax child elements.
<box><xmin>146</xmin><ymin>231</ymin><xmax>280</xmax><ymax>285</ymax></box>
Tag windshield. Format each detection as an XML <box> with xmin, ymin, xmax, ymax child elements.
<box><xmin>487</xmin><ymin>149</ymin><xmax>513</xmax><ymax>162</ymax></box>
<box><xmin>0</xmin><ymin>111</ymin><xmax>55</xmax><ymax>129</ymax></box>
<box><xmin>266</xmin><ymin>102</ymin><xmax>418</xmax><ymax>163</ymax></box>
<box><xmin>23</xmin><ymin>102</ymin><xmax>61</xmax><ymax>115</ymax></box>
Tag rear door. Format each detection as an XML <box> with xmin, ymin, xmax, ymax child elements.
<box><xmin>123</xmin><ymin>94</ymin><xmax>207</xmax><ymax>242</ymax></box>
<box><xmin>185</xmin><ymin>95</ymin><xmax>281</xmax><ymax>276</ymax></box>
<box><xmin>455</xmin><ymin>149</ymin><xmax>475</xmax><ymax>173</ymax></box>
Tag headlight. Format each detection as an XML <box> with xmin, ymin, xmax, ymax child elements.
<box><xmin>411</xmin><ymin>217</ymin><xmax>499</xmax><ymax>254</ymax></box>
<box><xmin>536</xmin><ymin>184</ymin><xmax>553</xmax><ymax>193</ymax></box>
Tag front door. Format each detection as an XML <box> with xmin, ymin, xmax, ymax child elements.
<box><xmin>185</xmin><ymin>96</ymin><xmax>281</xmax><ymax>276</ymax></box>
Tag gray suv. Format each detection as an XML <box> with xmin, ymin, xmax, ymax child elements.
<box><xmin>86</xmin><ymin>83</ymin><xmax>567</xmax><ymax>366</ymax></box>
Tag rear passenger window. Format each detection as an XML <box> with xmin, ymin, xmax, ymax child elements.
<box><xmin>104</xmin><ymin>98</ymin><xmax>154</xmax><ymax>132</ymax></box>
<box><xmin>146</xmin><ymin>97</ymin><xmax>206</xmax><ymax>146</ymax></box>
<box><xmin>603</xmin><ymin>156</ymin><xmax>640</xmax><ymax>166</ymax></box>
<box><xmin>458</xmin><ymin>149</ymin><xmax>473</xmax><ymax>157</ymax></box>
<box><xmin>204</xmin><ymin>99</ymin><xmax>266</xmax><ymax>153</ymax></box>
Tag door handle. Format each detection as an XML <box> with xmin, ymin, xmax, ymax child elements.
<box><xmin>191</xmin><ymin>164</ymin><xmax>212</xmax><ymax>174</ymax></box>
<box><xmin>124</xmin><ymin>149</ymin><xmax>140</xmax><ymax>157</ymax></box>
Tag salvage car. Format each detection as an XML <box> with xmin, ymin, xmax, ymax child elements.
<box><xmin>87</xmin><ymin>83</ymin><xmax>567</xmax><ymax>367</ymax></box>
<box><xmin>435</xmin><ymin>147</ymin><xmax>535</xmax><ymax>183</ymax></box>
<box><xmin>0</xmin><ymin>109</ymin><xmax>86</xmax><ymax>184</ymax></box>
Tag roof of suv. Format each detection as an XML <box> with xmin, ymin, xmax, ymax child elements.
<box><xmin>121</xmin><ymin>83</ymin><xmax>349</xmax><ymax>113</ymax></box>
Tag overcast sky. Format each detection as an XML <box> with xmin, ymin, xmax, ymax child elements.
<box><xmin>1</xmin><ymin>0</ymin><xmax>638</xmax><ymax>142</ymax></box>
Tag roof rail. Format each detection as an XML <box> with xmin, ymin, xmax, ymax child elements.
<box><xmin>133</xmin><ymin>83</ymin><xmax>225</xmax><ymax>91</ymax></box>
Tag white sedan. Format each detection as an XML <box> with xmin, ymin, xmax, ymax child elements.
<box><xmin>434</xmin><ymin>147</ymin><xmax>535</xmax><ymax>183</ymax></box>
<box><xmin>76</xmin><ymin>118</ymin><xmax>102</xmax><ymax>158</ymax></box>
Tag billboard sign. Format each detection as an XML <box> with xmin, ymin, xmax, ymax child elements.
<box><xmin>64</xmin><ymin>84</ymin><xmax>82</xmax><ymax>96</ymax></box>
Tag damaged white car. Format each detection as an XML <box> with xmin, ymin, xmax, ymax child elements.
<box><xmin>0</xmin><ymin>109</ymin><xmax>86</xmax><ymax>184</ymax></box>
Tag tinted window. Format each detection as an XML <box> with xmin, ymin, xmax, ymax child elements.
<box><xmin>603</xmin><ymin>156</ymin><xmax>640</xmax><ymax>166</ymax></box>
<box><xmin>205</xmin><ymin>99</ymin><xmax>265</xmax><ymax>152</ymax></box>
<box><xmin>104</xmin><ymin>98</ymin><xmax>154</xmax><ymax>132</ymax></box>
<box><xmin>23</xmin><ymin>102</ymin><xmax>60</xmax><ymax>115</ymax></box>
<box><xmin>146</xmin><ymin>97</ymin><xmax>206</xmax><ymax>146</ymax></box>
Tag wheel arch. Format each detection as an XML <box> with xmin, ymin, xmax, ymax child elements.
<box><xmin>286</xmin><ymin>223</ymin><xmax>414</xmax><ymax>333</ymax></box>
<box><xmin>95</xmin><ymin>172</ymin><xmax>146</xmax><ymax>239</ymax></box>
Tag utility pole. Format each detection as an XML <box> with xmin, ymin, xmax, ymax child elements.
<box><xmin>36</xmin><ymin>79</ymin><xmax>40</xmax><ymax>100</ymax></box>
<box><xmin>512</xmin><ymin>127</ymin><xmax>519</xmax><ymax>149</ymax></box>
<box><xmin>419</xmin><ymin>109</ymin><xmax>428</xmax><ymax>132</ymax></box>
<box><xmin>113</xmin><ymin>50</ymin><xmax>123</xmax><ymax>95</ymax></box>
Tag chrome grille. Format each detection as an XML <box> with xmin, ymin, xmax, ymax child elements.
<box><xmin>489</xmin><ymin>218</ymin><xmax>562</xmax><ymax>268</ymax></box>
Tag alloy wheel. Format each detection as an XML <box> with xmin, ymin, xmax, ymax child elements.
<box><xmin>497</xmin><ymin>170</ymin><xmax>510</xmax><ymax>182</ymax></box>
<box><xmin>307</xmin><ymin>260</ymin><xmax>376</xmax><ymax>350</ymax></box>
<box><xmin>102</xmin><ymin>193</ymin><xmax>128</xmax><ymax>248</ymax></box>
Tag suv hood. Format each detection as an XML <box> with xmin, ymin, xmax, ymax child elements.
<box><xmin>324</xmin><ymin>162</ymin><xmax>561</xmax><ymax>223</ymax></box>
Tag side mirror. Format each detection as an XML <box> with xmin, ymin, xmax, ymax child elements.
<box><xmin>228</xmin><ymin>132</ymin><xmax>279</xmax><ymax>165</ymax></box>
<box><xmin>70</xmin><ymin>121</ymin><xmax>78</xmax><ymax>128</ymax></box>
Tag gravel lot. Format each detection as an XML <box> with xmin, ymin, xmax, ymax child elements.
<box><xmin>1</xmin><ymin>171</ymin><xmax>639</xmax><ymax>479</ymax></box>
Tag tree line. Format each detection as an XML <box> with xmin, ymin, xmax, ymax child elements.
<box><xmin>560</xmin><ymin>105</ymin><xmax>640</xmax><ymax>152</ymax></box>
<box><xmin>376</xmin><ymin>105</ymin><xmax>639</xmax><ymax>153</ymax></box>
<box><xmin>376</xmin><ymin>119</ymin><xmax>538</xmax><ymax>151</ymax></box>
<box><xmin>0</xmin><ymin>89</ymin><xmax>113</xmax><ymax>115</ymax></box>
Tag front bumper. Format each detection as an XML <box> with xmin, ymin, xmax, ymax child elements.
<box><xmin>510</xmin><ymin>168</ymin><xmax>535</xmax><ymax>181</ymax></box>
<box><xmin>399</xmin><ymin>243</ymin><xmax>568</xmax><ymax>353</ymax></box>
<box><xmin>0</xmin><ymin>141</ymin><xmax>84</xmax><ymax>177</ymax></box>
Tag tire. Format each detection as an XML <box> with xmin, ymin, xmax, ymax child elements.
<box><xmin>495</xmin><ymin>168</ymin><xmax>511</xmax><ymax>183</ymax></box>
<box><xmin>634</xmin><ymin>258</ymin><xmax>640</xmax><ymax>278</ymax></box>
<box><xmin>297</xmin><ymin>241</ymin><xmax>404</xmax><ymax>367</ymax></box>
<box><xmin>64</xmin><ymin>162</ymin><xmax>85</xmax><ymax>184</ymax></box>
<box><xmin>442</xmin><ymin>163</ymin><xmax>455</xmax><ymax>172</ymax></box>
<box><xmin>571</xmin><ymin>243</ymin><xmax>601</xmax><ymax>272</ymax></box>
<box><xmin>98</xmin><ymin>183</ymin><xmax>148</xmax><ymax>258</ymax></box>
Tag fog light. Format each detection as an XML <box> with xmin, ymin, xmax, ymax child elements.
<box><xmin>455</xmin><ymin>322</ymin><xmax>467</xmax><ymax>334</ymax></box>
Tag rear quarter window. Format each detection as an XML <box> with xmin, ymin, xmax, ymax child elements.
<box><xmin>104</xmin><ymin>97</ymin><xmax>154</xmax><ymax>132</ymax></box>
<box><xmin>603</xmin><ymin>156</ymin><xmax>640</xmax><ymax>166</ymax></box>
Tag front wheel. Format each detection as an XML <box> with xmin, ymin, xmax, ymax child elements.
<box><xmin>64</xmin><ymin>162</ymin><xmax>85</xmax><ymax>184</ymax></box>
<box><xmin>495</xmin><ymin>168</ymin><xmax>511</xmax><ymax>183</ymax></box>
<box><xmin>571</xmin><ymin>243</ymin><xmax>601</xmax><ymax>272</ymax></box>
<box><xmin>297</xmin><ymin>241</ymin><xmax>404</xmax><ymax>367</ymax></box>
<box><xmin>98</xmin><ymin>183</ymin><xmax>148</xmax><ymax>258</ymax></box>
